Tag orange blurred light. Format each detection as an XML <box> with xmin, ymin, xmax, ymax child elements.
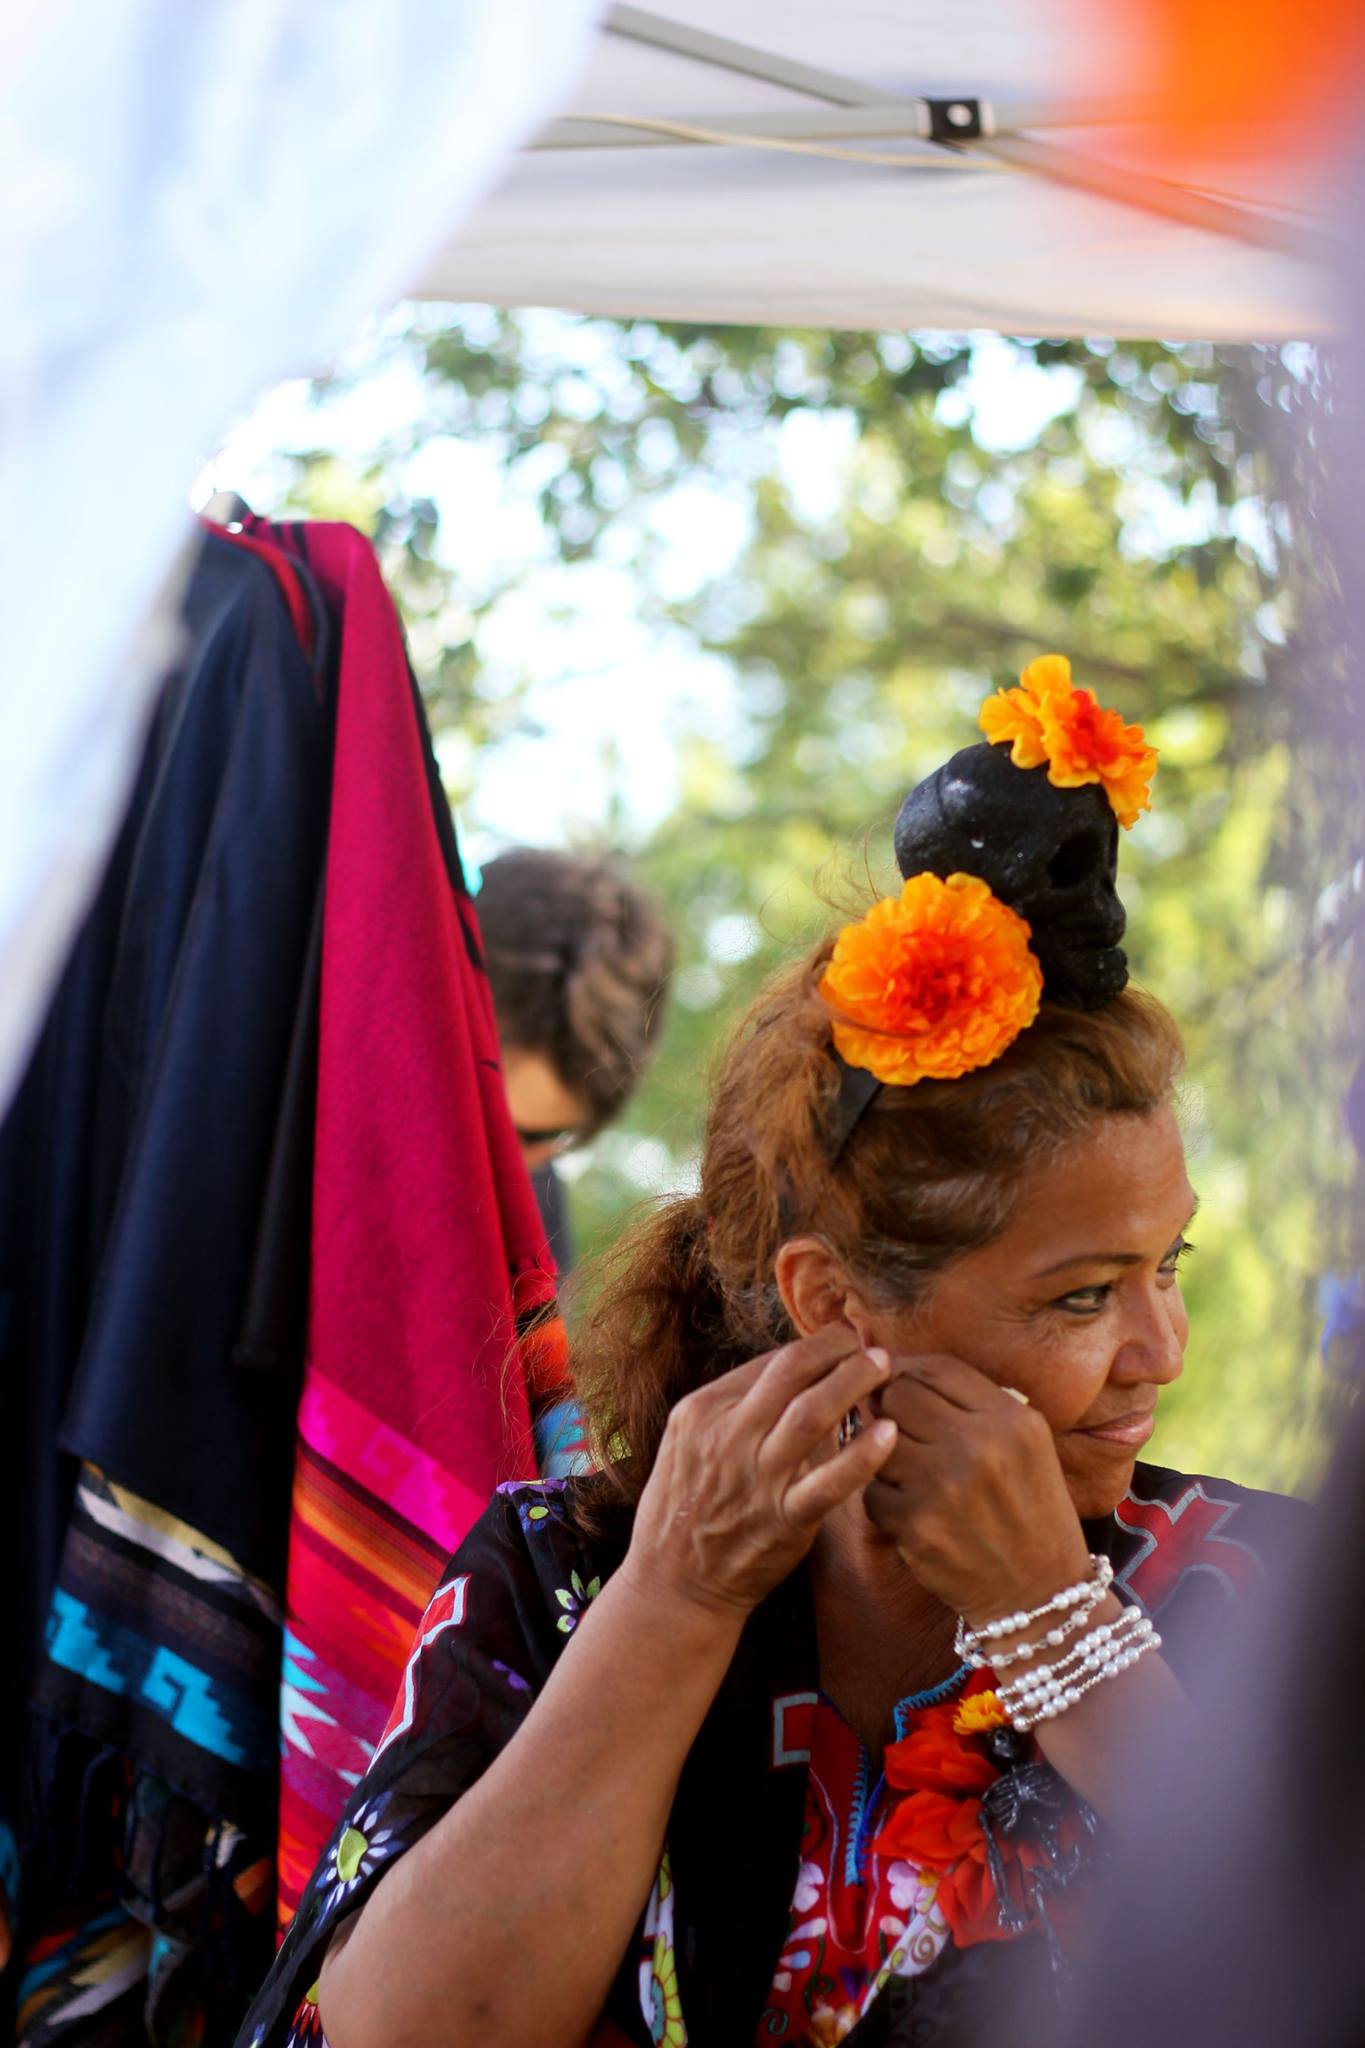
<box><xmin>1122</xmin><ymin>0</ymin><xmax>1365</xmax><ymax>159</ymax></box>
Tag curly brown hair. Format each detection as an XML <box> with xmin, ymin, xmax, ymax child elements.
<box><xmin>568</xmin><ymin>932</ymin><xmax>1184</xmax><ymax>1508</ymax></box>
<box><xmin>477</xmin><ymin>849</ymin><xmax>674</xmax><ymax>1139</ymax></box>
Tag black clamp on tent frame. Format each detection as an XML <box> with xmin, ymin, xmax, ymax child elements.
<box><xmin>925</xmin><ymin>97</ymin><xmax>984</xmax><ymax>145</ymax></box>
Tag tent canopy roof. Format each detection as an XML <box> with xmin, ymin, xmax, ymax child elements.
<box><xmin>417</xmin><ymin>1</ymin><xmax>1332</xmax><ymax>339</ymax></box>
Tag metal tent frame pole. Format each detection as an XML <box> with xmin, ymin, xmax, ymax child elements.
<box><xmin>527</xmin><ymin>4</ymin><xmax>1328</xmax><ymax>265</ymax></box>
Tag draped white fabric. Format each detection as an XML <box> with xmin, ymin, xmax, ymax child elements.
<box><xmin>0</xmin><ymin>0</ymin><xmax>600</xmax><ymax>1116</ymax></box>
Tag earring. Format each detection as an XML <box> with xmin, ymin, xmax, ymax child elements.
<box><xmin>837</xmin><ymin>1407</ymin><xmax>863</xmax><ymax>1448</ymax></box>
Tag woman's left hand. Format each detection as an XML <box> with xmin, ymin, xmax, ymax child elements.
<box><xmin>863</xmin><ymin>1353</ymin><xmax>1091</xmax><ymax>1627</ymax></box>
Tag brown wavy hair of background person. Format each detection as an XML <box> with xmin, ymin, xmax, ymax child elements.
<box><xmin>477</xmin><ymin>848</ymin><xmax>675</xmax><ymax>1139</ymax></box>
<box><xmin>567</xmin><ymin>937</ymin><xmax>1184</xmax><ymax>1508</ymax></box>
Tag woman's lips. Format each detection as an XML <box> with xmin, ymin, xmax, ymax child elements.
<box><xmin>1073</xmin><ymin>1410</ymin><xmax>1157</xmax><ymax>1448</ymax></box>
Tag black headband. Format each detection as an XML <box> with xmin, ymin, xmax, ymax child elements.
<box><xmin>825</xmin><ymin>1056</ymin><xmax>882</xmax><ymax>1163</ymax></box>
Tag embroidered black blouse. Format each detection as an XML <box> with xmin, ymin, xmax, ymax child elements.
<box><xmin>236</xmin><ymin>1463</ymin><xmax>1305</xmax><ymax>2048</ymax></box>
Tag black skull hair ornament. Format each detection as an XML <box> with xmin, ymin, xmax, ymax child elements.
<box><xmin>819</xmin><ymin>657</ymin><xmax>1156</xmax><ymax>1157</ymax></box>
<box><xmin>893</xmin><ymin>739</ymin><xmax>1127</xmax><ymax>1010</ymax></box>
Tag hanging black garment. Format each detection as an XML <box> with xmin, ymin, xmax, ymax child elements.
<box><xmin>56</xmin><ymin>530</ymin><xmax>332</xmax><ymax>1583</ymax></box>
<box><xmin>0</xmin><ymin>738</ymin><xmax>164</xmax><ymax>1859</ymax></box>
<box><xmin>0</xmin><ymin>530</ymin><xmax>333</xmax><ymax>2042</ymax></box>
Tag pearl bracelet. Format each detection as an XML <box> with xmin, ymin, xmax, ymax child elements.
<box><xmin>954</xmin><ymin>1554</ymin><xmax>1114</xmax><ymax>1665</ymax></box>
<box><xmin>1000</xmin><ymin>1608</ymin><xmax>1160</xmax><ymax>1729</ymax></box>
<box><xmin>1008</xmin><ymin>1627</ymin><xmax>1161</xmax><ymax>1731</ymax></box>
<box><xmin>970</xmin><ymin>1589</ymin><xmax>1104</xmax><ymax>1673</ymax></box>
<box><xmin>997</xmin><ymin>1605</ymin><xmax>1150</xmax><ymax>1703</ymax></box>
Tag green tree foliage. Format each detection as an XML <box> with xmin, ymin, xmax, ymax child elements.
<box><xmin>261</xmin><ymin>313</ymin><xmax>1365</xmax><ymax>1494</ymax></box>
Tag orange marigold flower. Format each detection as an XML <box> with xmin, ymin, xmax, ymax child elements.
<box><xmin>819</xmin><ymin>873</ymin><xmax>1042</xmax><ymax>1088</ymax></box>
<box><xmin>952</xmin><ymin>1689</ymin><xmax>1008</xmax><ymax>1736</ymax></box>
<box><xmin>935</xmin><ymin>1841</ymin><xmax>1044</xmax><ymax>1948</ymax></box>
<box><xmin>978</xmin><ymin>653</ymin><xmax>1158</xmax><ymax>830</ymax></box>
<box><xmin>876</xmin><ymin>1787</ymin><xmax>987</xmax><ymax>1871</ymax></box>
<box><xmin>874</xmin><ymin>1671</ymin><xmax>1088</xmax><ymax>1949</ymax></box>
<box><xmin>884</xmin><ymin>1720</ymin><xmax>999</xmax><ymax>1798</ymax></box>
<box><xmin>884</xmin><ymin>1675</ymin><xmax>1001</xmax><ymax>1798</ymax></box>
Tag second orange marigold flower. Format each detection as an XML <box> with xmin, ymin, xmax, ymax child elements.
<box><xmin>978</xmin><ymin>653</ymin><xmax>1157</xmax><ymax>829</ymax></box>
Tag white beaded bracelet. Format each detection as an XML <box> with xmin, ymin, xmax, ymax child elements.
<box><xmin>954</xmin><ymin>1554</ymin><xmax>1114</xmax><ymax>1665</ymax></box>
<box><xmin>999</xmin><ymin>1629</ymin><xmax>1145</xmax><ymax>1718</ymax></box>
<box><xmin>998</xmin><ymin>1602</ymin><xmax>1148</xmax><ymax>1687</ymax></box>
<box><xmin>1000</xmin><ymin>1608</ymin><xmax>1160</xmax><ymax>1729</ymax></box>
<box><xmin>1008</xmin><ymin>1624</ymin><xmax>1161</xmax><ymax>1730</ymax></box>
<box><xmin>973</xmin><ymin>1590</ymin><xmax>1105</xmax><ymax>1673</ymax></box>
<box><xmin>997</xmin><ymin>1604</ymin><xmax>1150</xmax><ymax>1699</ymax></box>
<box><xmin>1003</xmin><ymin>1636</ymin><xmax>1151</xmax><ymax>1728</ymax></box>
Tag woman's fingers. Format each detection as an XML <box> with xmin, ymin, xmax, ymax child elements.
<box><xmin>861</xmin><ymin>1475</ymin><xmax>912</xmax><ymax>1542</ymax></box>
<box><xmin>872</xmin><ymin>1355</ymin><xmax>1009</xmax><ymax>1445</ymax></box>
<box><xmin>735</xmin><ymin>1323</ymin><xmax>865</xmax><ymax>1434</ymax></box>
<box><xmin>756</xmin><ymin>1346</ymin><xmax>890</xmax><ymax>1473</ymax></box>
<box><xmin>888</xmin><ymin>1353</ymin><xmax>1002</xmax><ymax>1412</ymax></box>
<box><xmin>785</xmin><ymin>1418</ymin><xmax>899</xmax><ymax>1529</ymax></box>
<box><xmin>875</xmin><ymin>1371</ymin><xmax>968</xmax><ymax>1444</ymax></box>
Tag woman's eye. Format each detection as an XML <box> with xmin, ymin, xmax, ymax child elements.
<box><xmin>1053</xmin><ymin>1241</ymin><xmax>1194</xmax><ymax>1315</ymax></box>
<box><xmin>1056</xmin><ymin>1284</ymin><xmax>1112</xmax><ymax>1315</ymax></box>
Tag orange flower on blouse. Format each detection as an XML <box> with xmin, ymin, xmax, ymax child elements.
<box><xmin>978</xmin><ymin>653</ymin><xmax>1158</xmax><ymax>830</ymax></box>
<box><xmin>819</xmin><ymin>873</ymin><xmax>1042</xmax><ymax>1088</ymax></box>
<box><xmin>952</xmin><ymin>1688</ymin><xmax>1008</xmax><ymax>1736</ymax></box>
<box><xmin>875</xmin><ymin>1675</ymin><xmax>1052</xmax><ymax>1948</ymax></box>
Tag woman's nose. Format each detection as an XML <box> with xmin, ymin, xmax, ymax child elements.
<box><xmin>1111</xmin><ymin>1285</ymin><xmax>1187</xmax><ymax>1386</ymax></box>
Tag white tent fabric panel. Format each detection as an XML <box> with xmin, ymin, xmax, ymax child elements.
<box><xmin>0</xmin><ymin>0</ymin><xmax>602</xmax><ymax>1121</ymax></box>
<box><xmin>416</xmin><ymin>0</ymin><xmax>1332</xmax><ymax>338</ymax></box>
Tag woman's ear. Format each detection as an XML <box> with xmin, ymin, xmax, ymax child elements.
<box><xmin>775</xmin><ymin>1236</ymin><xmax>869</xmax><ymax>1340</ymax></box>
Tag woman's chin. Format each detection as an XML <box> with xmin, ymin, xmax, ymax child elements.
<box><xmin>1063</xmin><ymin>1448</ymin><xmax>1140</xmax><ymax>1522</ymax></box>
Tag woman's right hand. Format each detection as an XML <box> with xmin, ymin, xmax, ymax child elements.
<box><xmin>619</xmin><ymin>1326</ymin><xmax>897</xmax><ymax>1622</ymax></box>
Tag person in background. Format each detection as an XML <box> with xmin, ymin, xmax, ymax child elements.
<box><xmin>477</xmin><ymin>849</ymin><xmax>673</xmax><ymax>1475</ymax></box>
<box><xmin>477</xmin><ymin>847</ymin><xmax>674</xmax><ymax>1262</ymax></box>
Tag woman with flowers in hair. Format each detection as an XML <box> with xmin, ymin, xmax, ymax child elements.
<box><xmin>238</xmin><ymin>659</ymin><xmax>1304</xmax><ymax>2048</ymax></box>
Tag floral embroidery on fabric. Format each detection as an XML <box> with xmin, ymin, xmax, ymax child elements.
<box><xmin>760</xmin><ymin>1697</ymin><xmax>951</xmax><ymax>2041</ymax></box>
<box><xmin>868</xmin><ymin>1862</ymin><xmax>951</xmax><ymax>2001</ymax></box>
<box><xmin>498</xmin><ymin>1476</ymin><xmax>573</xmax><ymax>1538</ymax></box>
<box><xmin>555</xmin><ymin>1569</ymin><xmax>601</xmax><ymax>1634</ymax></box>
<box><xmin>639</xmin><ymin>1852</ymin><xmax>687</xmax><ymax>2046</ymax></box>
<box><xmin>803</xmin><ymin>2007</ymin><xmax>860</xmax><ymax>2046</ymax></box>
<box><xmin>322</xmin><ymin>1795</ymin><xmax>404</xmax><ymax>1911</ymax></box>
<box><xmin>287</xmin><ymin>1984</ymin><xmax>325</xmax><ymax>2042</ymax></box>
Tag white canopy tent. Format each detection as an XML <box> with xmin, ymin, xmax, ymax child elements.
<box><xmin>1</xmin><ymin>0</ymin><xmax>1339</xmax><ymax>1120</ymax></box>
<box><xmin>417</xmin><ymin>0</ymin><xmax>1333</xmax><ymax>338</ymax></box>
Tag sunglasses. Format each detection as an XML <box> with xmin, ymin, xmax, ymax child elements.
<box><xmin>514</xmin><ymin>1123</ymin><xmax>583</xmax><ymax>1155</ymax></box>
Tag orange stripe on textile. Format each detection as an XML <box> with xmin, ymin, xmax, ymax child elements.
<box><xmin>290</xmin><ymin>1455</ymin><xmax>444</xmax><ymax>1615</ymax></box>
<box><xmin>275</xmin><ymin>1823</ymin><xmax>328</xmax><ymax>1936</ymax></box>
<box><xmin>286</xmin><ymin>1477</ymin><xmax>438</xmax><ymax>1688</ymax></box>
<box><xmin>234</xmin><ymin>1858</ymin><xmax>275</xmax><ymax>1916</ymax></box>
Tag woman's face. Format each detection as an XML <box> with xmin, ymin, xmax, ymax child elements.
<box><xmin>850</xmin><ymin>1107</ymin><xmax>1196</xmax><ymax>1521</ymax></box>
